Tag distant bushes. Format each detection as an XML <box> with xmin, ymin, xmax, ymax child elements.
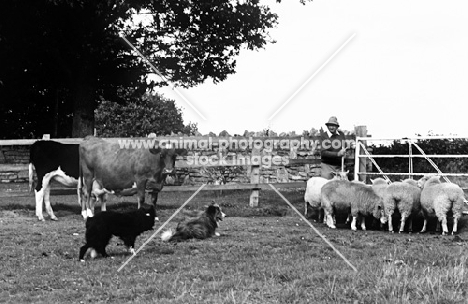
<box><xmin>95</xmin><ymin>93</ymin><xmax>198</xmax><ymax>137</ymax></box>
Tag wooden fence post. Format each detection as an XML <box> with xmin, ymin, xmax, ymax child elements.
<box><xmin>355</xmin><ymin>126</ymin><xmax>368</xmax><ymax>182</ymax></box>
<box><xmin>249</xmin><ymin>165</ymin><xmax>260</xmax><ymax>207</ymax></box>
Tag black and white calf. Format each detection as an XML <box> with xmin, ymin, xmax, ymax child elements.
<box><xmin>29</xmin><ymin>140</ymin><xmax>81</xmax><ymax>221</ymax></box>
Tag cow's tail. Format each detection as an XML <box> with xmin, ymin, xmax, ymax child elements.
<box><xmin>78</xmin><ymin>152</ymin><xmax>84</xmax><ymax>208</ymax></box>
<box><xmin>28</xmin><ymin>163</ymin><xmax>35</xmax><ymax>192</ymax></box>
<box><xmin>161</xmin><ymin>229</ymin><xmax>174</xmax><ymax>242</ymax></box>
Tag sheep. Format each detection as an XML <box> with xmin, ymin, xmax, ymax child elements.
<box><xmin>382</xmin><ymin>179</ymin><xmax>421</xmax><ymax>233</ymax></box>
<box><xmin>403</xmin><ymin>179</ymin><xmax>418</xmax><ymax>187</ymax></box>
<box><xmin>321</xmin><ymin>180</ymin><xmax>386</xmax><ymax>231</ymax></box>
<box><xmin>419</xmin><ymin>176</ymin><xmax>465</xmax><ymax>235</ymax></box>
<box><xmin>368</xmin><ymin>178</ymin><xmax>391</xmax><ymax>229</ymax></box>
<box><xmin>304</xmin><ymin>171</ymin><xmax>349</xmax><ymax>222</ymax></box>
<box><xmin>416</xmin><ymin>175</ymin><xmax>432</xmax><ymax>189</ymax></box>
<box><xmin>370</xmin><ymin>178</ymin><xmax>390</xmax><ymax>199</ymax></box>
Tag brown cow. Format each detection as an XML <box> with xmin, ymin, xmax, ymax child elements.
<box><xmin>79</xmin><ymin>136</ymin><xmax>187</xmax><ymax>219</ymax></box>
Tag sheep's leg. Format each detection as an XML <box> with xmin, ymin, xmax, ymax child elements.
<box><xmin>322</xmin><ymin>209</ymin><xmax>328</xmax><ymax>224</ymax></box>
<box><xmin>420</xmin><ymin>218</ymin><xmax>427</xmax><ymax>233</ymax></box>
<box><xmin>351</xmin><ymin>216</ymin><xmax>358</xmax><ymax>231</ymax></box>
<box><xmin>326</xmin><ymin>213</ymin><xmax>336</xmax><ymax>229</ymax></box>
<box><xmin>345</xmin><ymin>213</ymin><xmax>352</xmax><ymax>225</ymax></box>
<box><xmin>452</xmin><ymin>216</ymin><xmax>460</xmax><ymax>235</ymax></box>
<box><xmin>388</xmin><ymin>214</ymin><xmax>394</xmax><ymax>233</ymax></box>
<box><xmin>360</xmin><ymin>215</ymin><xmax>367</xmax><ymax>231</ymax></box>
<box><xmin>304</xmin><ymin>201</ymin><xmax>308</xmax><ymax>217</ymax></box>
<box><xmin>399</xmin><ymin>215</ymin><xmax>407</xmax><ymax>233</ymax></box>
<box><xmin>318</xmin><ymin>208</ymin><xmax>325</xmax><ymax>224</ymax></box>
<box><xmin>440</xmin><ymin>217</ymin><xmax>448</xmax><ymax>235</ymax></box>
<box><xmin>407</xmin><ymin>216</ymin><xmax>413</xmax><ymax>234</ymax></box>
<box><xmin>420</xmin><ymin>209</ymin><xmax>429</xmax><ymax>233</ymax></box>
<box><xmin>323</xmin><ymin>209</ymin><xmax>334</xmax><ymax>225</ymax></box>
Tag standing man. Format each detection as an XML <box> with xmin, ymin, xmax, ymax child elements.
<box><xmin>320</xmin><ymin>116</ymin><xmax>347</xmax><ymax>179</ymax></box>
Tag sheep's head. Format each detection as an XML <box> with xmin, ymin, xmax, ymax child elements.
<box><xmin>417</xmin><ymin>175</ymin><xmax>430</xmax><ymax>188</ymax></box>
<box><xmin>380</xmin><ymin>216</ymin><xmax>388</xmax><ymax>225</ymax></box>
<box><xmin>417</xmin><ymin>175</ymin><xmax>439</xmax><ymax>188</ymax></box>
<box><xmin>373</xmin><ymin>199</ymin><xmax>387</xmax><ymax>224</ymax></box>
<box><xmin>331</xmin><ymin>170</ymin><xmax>349</xmax><ymax>181</ymax></box>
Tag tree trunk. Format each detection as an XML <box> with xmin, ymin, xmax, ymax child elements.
<box><xmin>71</xmin><ymin>78</ymin><xmax>95</xmax><ymax>138</ymax></box>
<box><xmin>53</xmin><ymin>88</ymin><xmax>59</xmax><ymax>138</ymax></box>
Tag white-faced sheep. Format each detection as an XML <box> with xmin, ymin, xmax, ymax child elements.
<box><xmin>418</xmin><ymin>176</ymin><xmax>465</xmax><ymax>235</ymax></box>
<box><xmin>382</xmin><ymin>179</ymin><xmax>421</xmax><ymax>233</ymax></box>
<box><xmin>304</xmin><ymin>171</ymin><xmax>349</xmax><ymax>222</ymax></box>
<box><xmin>321</xmin><ymin>180</ymin><xmax>386</xmax><ymax>231</ymax></box>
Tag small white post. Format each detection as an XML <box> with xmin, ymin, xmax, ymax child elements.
<box><xmin>355</xmin><ymin>126</ymin><xmax>368</xmax><ymax>182</ymax></box>
<box><xmin>354</xmin><ymin>137</ymin><xmax>360</xmax><ymax>181</ymax></box>
<box><xmin>249</xmin><ymin>165</ymin><xmax>260</xmax><ymax>207</ymax></box>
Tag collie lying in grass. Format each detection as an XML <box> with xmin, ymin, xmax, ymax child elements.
<box><xmin>161</xmin><ymin>203</ymin><xmax>225</xmax><ymax>242</ymax></box>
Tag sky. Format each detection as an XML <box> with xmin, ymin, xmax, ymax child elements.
<box><xmin>156</xmin><ymin>0</ymin><xmax>468</xmax><ymax>140</ymax></box>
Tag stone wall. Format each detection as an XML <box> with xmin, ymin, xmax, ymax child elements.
<box><xmin>0</xmin><ymin>133</ymin><xmax>356</xmax><ymax>184</ymax></box>
<box><xmin>165</xmin><ymin>133</ymin><xmax>356</xmax><ymax>185</ymax></box>
<box><xmin>0</xmin><ymin>145</ymin><xmax>29</xmax><ymax>164</ymax></box>
<box><xmin>0</xmin><ymin>146</ymin><xmax>30</xmax><ymax>183</ymax></box>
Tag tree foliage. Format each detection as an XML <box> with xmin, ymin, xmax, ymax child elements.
<box><xmin>0</xmin><ymin>0</ymin><xmax>281</xmax><ymax>138</ymax></box>
<box><xmin>95</xmin><ymin>93</ymin><xmax>197</xmax><ymax>137</ymax></box>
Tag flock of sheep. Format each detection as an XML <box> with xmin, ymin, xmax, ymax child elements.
<box><xmin>304</xmin><ymin>173</ymin><xmax>466</xmax><ymax>235</ymax></box>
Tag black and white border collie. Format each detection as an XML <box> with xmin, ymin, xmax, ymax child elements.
<box><xmin>161</xmin><ymin>203</ymin><xmax>226</xmax><ymax>242</ymax></box>
<box><xmin>79</xmin><ymin>204</ymin><xmax>155</xmax><ymax>261</ymax></box>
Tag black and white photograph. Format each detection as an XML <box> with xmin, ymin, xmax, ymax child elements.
<box><xmin>1</xmin><ymin>0</ymin><xmax>468</xmax><ymax>303</ymax></box>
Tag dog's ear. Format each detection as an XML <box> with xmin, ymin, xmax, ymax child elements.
<box><xmin>206</xmin><ymin>204</ymin><xmax>217</xmax><ymax>216</ymax></box>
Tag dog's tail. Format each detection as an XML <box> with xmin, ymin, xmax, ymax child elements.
<box><xmin>161</xmin><ymin>229</ymin><xmax>174</xmax><ymax>242</ymax></box>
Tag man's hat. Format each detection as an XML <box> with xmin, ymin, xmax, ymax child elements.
<box><xmin>325</xmin><ymin>116</ymin><xmax>340</xmax><ymax>127</ymax></box>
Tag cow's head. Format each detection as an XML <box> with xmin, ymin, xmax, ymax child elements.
<box><xmin>150</xmin><ymin>146</ymin><xmax>188</xmax><ymax>175</ymax></box>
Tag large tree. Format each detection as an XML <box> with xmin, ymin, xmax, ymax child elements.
<box><xmin>0</xmin><ymin>0</ymin><xmax>281</xmax><ymax>138</ymax></box>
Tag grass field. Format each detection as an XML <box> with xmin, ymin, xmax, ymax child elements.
<box><xmin>1</xmin><ymin>185</ymin><xmax>468</xmax><ymax>303</ymax></box>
